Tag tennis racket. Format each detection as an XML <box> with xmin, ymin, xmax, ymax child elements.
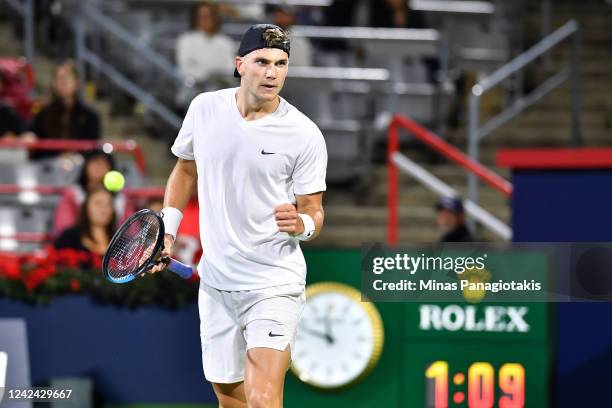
<box><xmin>102</xmin><ymin>209</ymin><xmax>193</xmax><ymax>283</ymax></box>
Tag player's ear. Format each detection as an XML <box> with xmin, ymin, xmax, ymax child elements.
<box><xmin>235</xmin><ymin>56</ymin><xmax>244</xmax><ymax>76</ymax></box>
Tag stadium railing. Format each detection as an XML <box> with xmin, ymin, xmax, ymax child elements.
<box><xmin>387</xmin><ymin>114</ymin><xmax>512</xmax><ymax>244</ymax></box>
<box><xmin>410</xmin><ymin>0</ymin><xmax>495</xmax><ymax>15</ymax></box>
<box><xmin>126</xmin><ymin>0</ymin><xmax>332</xmax><ymax>5</ymax></box>
<box><xmin>2</xmin><ymin>0</ymin><xmax>34</xmax><ymax>63</ymax></box>
<box><xmin>73</xmin><ymin>5</ymin><xmax>184</xmax><ymax>130</ymax></box>
<box><xmin>0</xmin><ymin>139</ymin><xmax>148</xmax><ymax>175</ymax></box>
<box><xmin>276</xmin><ymin>67</ymin><xmax>390</xmax><ymax>183</ymax></box>
<box><xmin>0</xmin><ymin>185</ymin><xmax>166</xmax><ymax>251</ymax></box>
<box><xmin>0</xmin><ymin>138</ymin><xmax>154</xmax><ymax>251</ymax></box>
<box><xmin>467</xmin><ymin>19</ymin><xmax>582</xmax><ymax>206</ymax></box>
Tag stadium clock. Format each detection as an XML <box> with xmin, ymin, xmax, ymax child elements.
<box><xmin>291</xmin><ymin>282</ymin><xmax>384</xmax><ymax>389</ymax></box>
<box><xmin>426</xmin><ymin>360</ymin><xmax>525</xmax><ymax>407</ymax></box>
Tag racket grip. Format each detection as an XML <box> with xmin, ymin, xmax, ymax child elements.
<box><xmin>167</xmin><ymin>258</ymin><xmax>194</xmax><ymax>279</ymax></box>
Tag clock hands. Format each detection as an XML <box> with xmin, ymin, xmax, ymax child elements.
<box><xmin>323</xmin><ymin>312</ymin><xmax>335</xmax><ymax>345</ymax></box>
<box><xmin>300</xmin><ymin>324</ymin><xmax>334</xmax><ymax>345</ymax></box>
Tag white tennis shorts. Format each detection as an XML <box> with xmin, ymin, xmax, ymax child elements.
<box><xmin>198</xmin><ymin>281</ymin><xmax>305</xmax><ymax>384</ymax></box>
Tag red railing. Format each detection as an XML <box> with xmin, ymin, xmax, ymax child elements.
<box><xmin>0</xmin><ymin>139</ymin><xmax>147</xmax><ymax>174</ymax></box>
<box><xmin>123</xmin><ymin>187</ymin><xmax>165</xmax><ymax>199</ymax></box>
<box><xmin>0</xmin><ymin>232</ymin><xmax>51</xmax><ymax>242</ymax></box>
<box><xmin>387</xmin><ymin>114</ymin><xmax>513</xmax><ymax>245</ymax></box>
<box><xmin>0</xmin><ymin>185</ymin><xmax>165</xmax><ymax>197</ymax></box>
<box><xmin>0</xmin><ymin>185</ymin><xmax>65</xmax><ymax>195</ymax></box>
<box><xmin>0</xmin><ymin>186</ymin><xmax>166</xmax><ymax>243</ymax></box>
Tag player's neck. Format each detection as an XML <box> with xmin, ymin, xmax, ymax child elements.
<box><xmin>235</xmin><ymin>87</ymin><xmax>279</xmax><ymax>121</ymax></box>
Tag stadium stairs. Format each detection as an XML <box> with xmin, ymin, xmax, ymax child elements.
<box><xmin>314</xmin><ymin>0</ymin><xmax>611</xmax><ymax>247</ymax></box>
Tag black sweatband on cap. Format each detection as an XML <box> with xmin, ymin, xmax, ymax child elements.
<box><xmin>234</xmin><ymin>24</ymin><xmax>290</xmax><ymax>78</ymax></box>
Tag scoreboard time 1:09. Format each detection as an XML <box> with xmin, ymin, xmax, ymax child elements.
<box><xmin>426</xmin><ymin>361</ymin><xmax>524</xmax><ymax>408</ymax></box>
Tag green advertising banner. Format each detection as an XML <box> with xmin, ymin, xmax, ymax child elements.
<box><xmin>284</xmin><ymin>248</ymin><xmax>552</xmax><ymax>408</ymax></box>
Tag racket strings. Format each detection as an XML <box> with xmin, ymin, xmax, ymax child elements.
<box><xmin>106</xmin><ymin>214</ymin><xmax>160</xmax><ymax>278</ymax></box>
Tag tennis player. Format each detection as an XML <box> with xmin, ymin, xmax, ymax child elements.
<box><xmin>151</xmin><ymin>24</ymin><xmax>327</xmax><ymax>408</ymax></box>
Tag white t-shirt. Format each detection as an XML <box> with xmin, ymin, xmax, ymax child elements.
<box><xmin>175</xmin><ymin>31</ymin><xmax>236</xmax><ymax>82</ymax></box>
<box><xmin>171</xmin><ymin>87</ymin><xmax>327</xmax><ymax>290</ymax></box>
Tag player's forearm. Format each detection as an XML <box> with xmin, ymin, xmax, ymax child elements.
<box><xmin>297</xmin><ymin>204</ymin><xmax>324</xmax><ymax>240</ymax></box>
<box><xmin>163</xmin><ymin>159</ymin><xmax>197</xmax><ymax>212</ymax></box>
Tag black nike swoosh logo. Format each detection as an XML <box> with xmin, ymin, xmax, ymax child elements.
<box><xmin>261</xmin><ymin>150</ymin><xmax>276</xmax><ymax>155</ymax></box>
<box><xmin>268</xmin><ymin>331</ymin><xmax>283</xmax><ymax>337</ymax></box>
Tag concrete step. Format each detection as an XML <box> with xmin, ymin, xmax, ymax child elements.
<box><xmin>370</xmin><ymin>164</ymin><xmax>511</xmax><ymax>187</ymax></box>
<box><xmin>323</xmin><ymin>204</ymin><xmax>509</xmax><ymax>227</ymax></box>
<box><xmin>526</xmin><ymin>14</ymin><xmax>612</xmax><ymax>29</ymax></box>
<box><xmin>308</xmin><ymin>222</ymin><xmax>508</xmax><ymax>247</ymax></box>
<box><xmin>529</xmin><ymin>3</ymin><xmax>612</xmax><ymax>14</ymax></box>
<box><xmin>450</xmin><ymin>127</ymin><xmax>611</xmax><ymax>148</ymax></box>
<box><xmin>578</xmin><ymin>61</ymin><xmax>612</xmax><ymax>76</ymax></box>
<box><xmin>499</xmin><ymin>91</ymin><xmax>610</xmax><ymax>109</ymax></box>
<box><xmin>365</xmin><ymin>185</ymin><xmax>509</xmax><ymax>207</ymax></box>
<box><xmin>308</xmin><ymin>225</ymin><xmax>440</xmax><ymax>248</ymax></box>
<box><xmin>534</xmin><ymin>86</ymin><xmax>611</xmax><ymax>106</ymax></box>
<box><xmin>512</xmin><ymin>109</ymin><xmax>608</xmax><ymax>127</ymax></box>
<box><xmin>0</xmin><ymin>24</ymin><xmax>21</xmax><ymax>56</ymax></box>
<box><xmin>482</xmin><ymin>131</ymin><xmax>610</xmax><ymax>148</ymax></box>
<box><xmin>527</xmin><ymin>27</ymin><xmax>612</xmax><ymax>43</ymax></box>
<box><xmin>548</xmin><ymin>47</ymin><xmax>607</xmax><ymax>61</ymax></box>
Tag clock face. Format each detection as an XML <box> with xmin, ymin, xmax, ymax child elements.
<box><xmin>291</xmin><ymin>282</ymin><xmax>384</xmax><ymax>389</ymax></box>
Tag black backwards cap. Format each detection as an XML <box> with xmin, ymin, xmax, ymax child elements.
<box><xmin>233</xmin><ymin>24</ymin><xmax>291</xmax><ymax>78</ymax></box>
<box><xmin>435</xmin><ymin>196</ymin><xmax>465</xmax><ymax>214</ymax></box>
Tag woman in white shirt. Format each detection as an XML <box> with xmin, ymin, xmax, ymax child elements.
<box><xmin>175</xmin><ymin>2</ymin><xmax>236</xmax><ymax>83</ymax></box>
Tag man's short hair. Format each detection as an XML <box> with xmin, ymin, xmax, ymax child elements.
<box><xmin>261</xmin><ymin>27</ymin><xmax>290</xmax><ymax>50</ymax></box>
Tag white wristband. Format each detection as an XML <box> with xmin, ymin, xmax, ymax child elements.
<box><xmin>160</xmin><ymin>207</ymin><xmax>183</xmax><ymax>239</ymax></box>
<box><xmin>296</xmin><ymin>213</ymin><xmax>316</xmax><ymax>241</ymax></box>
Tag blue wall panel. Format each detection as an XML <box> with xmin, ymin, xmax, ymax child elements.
<box><xmin>511</xmin><ymin>169</ymin><xmax>612</xmax><ymax>407</ymax></box>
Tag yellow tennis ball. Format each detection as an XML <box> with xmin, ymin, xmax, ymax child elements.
<box><xmin>103</xmin><ymin>170</ymin><xmax>125</xmax><ymax>192</ymax></box>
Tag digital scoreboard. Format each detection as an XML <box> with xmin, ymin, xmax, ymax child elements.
<box><xmin>361</xmin><ymin>246</ymin><xmax>553</xmax><ymax>407</ymax></box>
<box><xmin>402</xmin><ymin>302</ymin><xmax>551</xmax><ymax>407</ymax></box>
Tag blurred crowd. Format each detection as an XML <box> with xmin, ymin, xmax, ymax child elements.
<box><xmin>172</xmin><ymin>0</ymin><xmax>434</xmax><ymax>96</ymax></box>
<box><xmin>0</xmin><ymin>0</ymin><xmax>474</xmax><ymax>266</ymax></box>
<box><xmin>1</xmin><ymin>60</ymin><xmax>100</xmax><ymax>146</ymax></box>
<box><xmin>2</xmin><ymin>0</ymin><xmax>438</xmax><ymax>127</ymax></box>
<box><xmin>0</xmin><ymin>55</ymin><xmax>205</xmax><ymax>265</ymax></box>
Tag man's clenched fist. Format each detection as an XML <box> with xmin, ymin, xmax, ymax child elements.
<box><xmin>147</xmin><ymin>233</ymin><xmax>175</xmax><ymax>274</ymax></box>
<box><xmin>274</xmin><ymin>203</ymin><xmax>304</xmax><ymax>236</ymax></box>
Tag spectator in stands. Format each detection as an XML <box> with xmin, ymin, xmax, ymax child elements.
<box><xmin>54</xmin><ymin>187</ymin><xmax>116</xmax><ymax>257</ymax></box>
<box><xmin>370</xmin><ymin>0</ymin><xmax>426</xmax><ymax>29</ymax></box>
<box><xmin>28</xmin><ymin>61</ymin><xmax>101</xmax><ymax>145</ymax></box>
<box><xmin>0</xmin><ymin>74</ymin><xmax>26</xmax><ymax>139</ymax></box>
<box><xmin>370</xmin><ymin>0</ymin><xmax>439</xmax><ymax>84</ymax></box>
<box><xmin>0</xmin><ymin>101</ymin><xmax>25</xmax><ymax>140</ymax></box>
<box><xmin>436</xmin><ymin>196</ymin><xmax>475</xmax><ymax>242</ymax></box>
<box><xmin>266</xmin><ymin>5</ymin><xmax>313</xmax><ymax>66</ymax></box>
<box><xmin>323</xmin><ymin>0</ymin><xmax>357</xmax><ymax>27</ymax></box>
<box><xmin>53</xmin><ymin>149</ymin><xmax>132</xmax><ymax>237</ymax></box>
<box><xmin>175</xmin><ymin>2</ymin><xmax>236</xmax><ymax>83</ymax></box>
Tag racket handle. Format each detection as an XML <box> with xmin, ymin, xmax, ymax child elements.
<box><xmin>167</xmin><ymin>258</ymin><xmax>194</xmax><ymax>279</ymax></box>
